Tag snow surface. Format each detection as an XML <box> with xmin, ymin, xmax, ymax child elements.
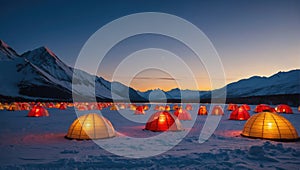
<box><xmin>0</xmin><ymin>104</ymin><xmax>299</xmax><ymax>169</ymax></box>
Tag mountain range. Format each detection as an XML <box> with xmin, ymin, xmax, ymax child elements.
<box><xmin>0</xmin><ymin>40</ymin><xmax>299</xmax><ymax>105</ymax></box>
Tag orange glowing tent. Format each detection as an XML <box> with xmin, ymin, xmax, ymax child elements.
<box><xmin>66</xmin><ymin>113</ymin><xmax>115</xmax><ymax>140</ymax></box>
<box><xmin>130</xmin><ymin>104</ymin><xmax>137</xmax><ymax>110</ymax></box>
<box><xmin>2</xmin><ymin>103</ymin><xmax>10</xmax><ymax>110</ymax></box>
<box><xmin>110</xmin><ymin>104</ymin><xmax>119</xmax><ymax>111</ymax></box>
<box><xmin>143</xmin><ymin>105</ymin><xmax>149</xmax><ymax>111</ymax></box>
<box><xmin>241</xmin><ymin>112</ymin><xmax>299</xmax><ymax>141</ymax></box>
<box><xmin>174</xmin><ymin>108</ymin><xmax>192</xmax><ymax>120</ymax></box>
<box><xmin>229</xmin><ymin>106</ymin><xmax>250</xmax><ymax>120</ymax></box>
<box><xmin>27</xmin><ymin>105</ymin><xmax>49</xmax><ymax>117</ymax></box>
<box><xmin>165</xmin><ymin>105</ymin><xmax>171</xmax><ymax>111</ymax></box>
<box><xmin>173</xmin><ymin>104</ymin><xmax>180</xmax><ymax>111</ymax></box>
<box><xmin>275</xmin><ymin>104</ymin><xmax>293</xmax><ymax>114</ymax></box>
<box><xmin>211</xmin><ymin>105</ymin><xmax>224</xmax><ymax>116</ymax></box>
<box><xmin>7</xmin><ymin>102</ymin><xmax>21</xmax><ymax>111</ymax></box>
<box><xmin>198</xmin><ymin>105</ymin><xmax>207</xmax><ymax>115</ymax></box>
<box><xmin>227</xmin><ymin>103</ymin><xmax>238</xmax><ymax>111</ymax></box>
<box><xmin>145</xmin><ymin>111</ymin><xmax>182</xmax><ymax>132</ymax></box>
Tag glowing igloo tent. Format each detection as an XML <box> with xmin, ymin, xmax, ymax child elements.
<box><xmin>241</xmin><ymin>112</ymin><xmax>299</xmax><ymax>141</ymax></box>
<box><xmin>145</xmin><ymin>111</ymin><xmax>182</xmax><ymax>132</ymax></box>
<box><xmin>227</xmin><ymin>103</ymin><xmax>238</xmax><ymax>111</ymax></box>
<box><xmin>211</xmin><ymin>105</ymin><xmax>224</xmax><ymax>116</ymax></box>
<box><xmin>110</xmin><ymin>104</ymin><xmax>119</xmax><ymax>111</ymax></box>
<box><xmin>241</xmin><ymin>104</ymin><xmax>251</xmax><ymax>111</ymax></box>
<box><xmin>198</xmin><ymin>105</ymin><xmax>207</xmax><ymax>115</ymax></box>
<box><xmin>275</xmin><ymin>104</ymin><xmax>293</xmax><ymax>114</ymax></box>
<box><xmin>185</xmin><ymin>104</ymin><xmax>193</xmax><ymax>111</ymax></box>
<box><xmin>7</xmin><ymin>102</ymin><xmax>21</xmax><ymax>111</ymax></box>
<box><xmin>254</xmin><ymin>104</ymin><xmax>275</xmax><ymax>113</ymax></box>
<box><xmin>229</xmin><ymin>106</ymin><xmax>250</xmax><ymax>120</ymax></box>
<box><xmin>27</xmin><ymin>105</ymin><xmax>49</xmax><ymax>117</ymax></box>
<box><xmin>66</xmin><ymin>113</ymin><xmax>115</xmax><ymax>140</ymax></box>
<box><xmin>134</xmin><ymin>106</ymin><xmax>145</xmax><ymax>115</ymax></box>
<box><xmin>58</xmin><ymin>103</ymin><xmax>67</xmax><ymax>110</ymax></box>
<box><xmin>174</xmin><ymin>108</ymin><xmax>192</xmax><ymax>120</ymax></box>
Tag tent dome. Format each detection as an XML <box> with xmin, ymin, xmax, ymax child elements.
<box><xmin>174</xmin><ymin>108</ymin><xmax>192</xmax><ymax>120</ymax></box>
<box><xmin>110</xmin><ymin>104</ymin><xmax>119</xmax><ymax>110</ymax></box>
<box><xmin>28</xmin><ymin>105</ymin><xmax>49</xmax><ymax>117</ymax></box>
<box><xmin>185</xmin><ymin>104</ymin><xmax>193</xmax><ymax>111</ymax></box>
<box><xmin>254</xmin><ymin>104</ymin><xmax>275</xmax><ymax>113</ymax></box>
<box><xmin>229</xmin><ymin>106</ymin><xmax>250</xmax><ymax>120</ymax></box>
<box><xmin>275</xmin><ymin>104</ymin><xmax>293</xmax><ymax>114</ymax></box>
<box><xmin>227</xmin><ymin>103</ymin><xmax>238</xmax><ymax>111</ymax></box>
<box><xmin>241</xmin><ymin>112</ymin><xmax>299</xmax><ymax>141</ymax></box>
<box><xmin>66</xmin><ymin>113</ymin><xmax>115</xmax><ymax>140</ymax></box>
<box><xmin>8</xmin><ymin>102</ymin><xmax>21</xmax><ymax>111</ymax></box>
<box><xmin>241</xmin><ymin>104</ymin><xmax>251</xmax><ymax>111</ymax></box>
<box><xmin>211</xmin><ymin>105</ymin><xmax>224</xmax><ymax>115</ymax></box>
<box><xmin>198</xmin><ymin>105</ymin><xmax>207</xmax><ymax>115</ymax></box>
<box><xmin>135</xmin><ymin>106</ymin><xmax>145</xmax><ymax>115</ymax></box>
<box><xmin>59</xmin><ymin>103</ymin><xmax>67</xmax><ymax>110</ymax></box>
<box><xmin>145</xmin><ymin>111</ymin><xmax>182</xmax><ymax>132</ymax></box>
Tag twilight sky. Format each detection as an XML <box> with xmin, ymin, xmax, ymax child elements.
<box><xmin>1</xmin><ymin>0</ymin><xmax>299</xmax><ymax>91</ymax></box>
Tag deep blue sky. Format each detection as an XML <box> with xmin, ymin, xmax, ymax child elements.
<box><xmin>1</xmin><ymin>0</ymin><xmax>299</xmax><ymax>91</ymax></box>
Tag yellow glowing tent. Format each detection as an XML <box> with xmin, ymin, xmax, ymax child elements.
<box><xmin>110</xmin><ymin>104</ymin><xmax>119</xmax><ymax>111</ymax></box>
<box><xmin>241</xmin><ymin>112</ymin><xmax>299</xmax><ymax>141</ymax></box>
<box><xmin>66</xmin><ymin>113</ymin><xmax>116</xmax><ymax>140</ymax></box>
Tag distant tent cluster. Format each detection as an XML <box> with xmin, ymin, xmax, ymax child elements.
<box><xmin>1</xmin><ymin>101</ymin><xmax>298</xmax><ymax>141</ymax></box>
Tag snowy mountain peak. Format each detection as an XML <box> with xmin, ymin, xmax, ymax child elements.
<box><xmin>24</xmin><ymin>46</ymin><xmax>59</xmax><ymax>61</ymax></box>
<box><xmin>0</xmin><ymin>40</ymin><xmax>19</xmax><ymax>60</ymax></box>
<box><xmin>0</xmin><ymin>40</ymin><xmax>9</xmax><ymax>48</ymax></box>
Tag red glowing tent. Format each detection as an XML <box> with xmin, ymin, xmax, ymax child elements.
<box><xmin>145</xmin><ymin>111</ymin><xmax>182</xmax><ymax>132</ymax></box>
<box><xmin>174</xmin><ymin>108</ymin><xmax>192</xmax><ymax>120</ymax></box>
<box><xmin>135</xmin><ymin>106</ymin><xmax>145</xmax><ymax>115</ymax></box>
<box><xmin>28</xmin><ymin>105</ymin><xmax>49</xmax><ymax>117</ymax></box>
<box><xmin>227</xmin><ymin>103</ymin><xmax>238</xmax><ymax>111</ymax></box>
<box><xmin>229</xmin><ymin>106</ymin><xmax>250</xmax><ymax>120</ymax></box>
<box><xmin>185</xmin><ymin>104</ymin><xmax>193</xmax><ymax>111</ymax></box>
<box><xmin>241</xmin><ymin>104</ymin><xmax>251</xmax><ymax>111</ymax></box>
<box><xmin>59</xmin><ymin>103</ymin><xmax>67</xmax><ymax>110</ymax></box>
<box><xmin>254</xmin><ymin>104</ymin><xmax>275</xmax><ymax>113</ymax></box>
<box><xmin>275</xmin><ymin>104</ymin><xmax>293</xmax><ymax>114</ymax></box>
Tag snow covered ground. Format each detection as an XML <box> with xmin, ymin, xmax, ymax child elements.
<box><xmin>0</xmin><ymin>104</ymin><xmax>299</xmax><ymax>169</ymax></box>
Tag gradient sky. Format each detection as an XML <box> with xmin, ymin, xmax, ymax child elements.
<box><xmin>1</xmin><ymin>0</ymin><xmax>299</xmax><ymax>91</ymax></box>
